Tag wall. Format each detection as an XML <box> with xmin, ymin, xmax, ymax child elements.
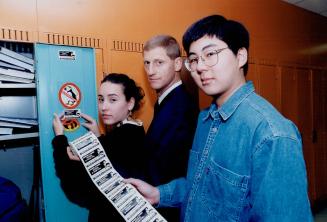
<box><xmin>1</xmin><ymin>0</ymin><xmax>326</xmax><ymax>129</ymax></box>
<box><xmin>1</xmin><ymin>0</ymin><xmax>327</xmax><ymax>208</ymax></box>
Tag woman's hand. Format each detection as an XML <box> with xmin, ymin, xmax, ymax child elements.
<box><xmin>66</xmin><ymin>147</ymin><xmax>81</xmax><ymax>161</ymax></box>
<box><xmin>81</xmin><ymin>113</ymin><xmax>101</xmax><ymax>137</ymax></box>
<box><xmin>52</xmin><ymin>113</ymin><xmax>64</xmax><ymax>136</ymax></box>
<box><xmin>124</xmin><ymin>178</ymin><xmax>160</xmax><ymax>205</ymax></box>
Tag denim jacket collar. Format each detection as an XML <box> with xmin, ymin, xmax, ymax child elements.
<box><xmin>203</xmin><ymin>81</ymin><xmax>255</xmax><ymax>122</ymax></box>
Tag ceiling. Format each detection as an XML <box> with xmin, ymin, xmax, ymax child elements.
<box><xmin>282</xmin><ymin>0</ymin><xmax>327</xmax><ymax>17</ymax></box>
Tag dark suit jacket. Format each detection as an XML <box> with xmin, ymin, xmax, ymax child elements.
<box><xmin>145</xmin><ymin>84</ymin><xmax>199</xmax><ymax>221</ymax></box>
<box><xmin>145</xmin><ymin>85</ymin><xmax>199</xmax><ymax>186</ymax></box>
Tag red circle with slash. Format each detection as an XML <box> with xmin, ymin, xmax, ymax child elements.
<box><xmin>58</xmin><ymin>82</ymin><xmax>82</xmax><ymax>109</ymax></box>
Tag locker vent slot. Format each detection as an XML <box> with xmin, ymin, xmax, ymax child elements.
<box><xmin>0</xmin><ymin>28</ymin><xmax>31</xmax><ymax>42</ymax></box>
<box><xmin>112</xmin><ymin>40</ymin><xmax>144</xmax><ymax>53</ymax></box>
<box><xmin>45</xmin><ymin>33</ymin><xmax>102</xmax><ymax>48</ymax></box>
<box><xmin>112</xmin><ymin>40</ymin><xmax>188</xmax><ymax>56</ymax></box>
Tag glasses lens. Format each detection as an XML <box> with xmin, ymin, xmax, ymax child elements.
<box><xmin>204</xmin><ymin>51</ymin><xmax>218</xmax><ymax>67</ymax></box>
<box><xmin>184</xmin><ymin>59</ymin><xmax>192</xmax><ymax>72</ymax></box>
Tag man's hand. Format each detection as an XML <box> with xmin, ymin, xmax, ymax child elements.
<box><xmin>124</xmin><ymin>178</ymin><xmax>160</xmax><ymax>205</ymax></box>
<box><xmin>81</xmin><ymin>113</ymin><xmax>101</xmax><ymax>137</ymax></box>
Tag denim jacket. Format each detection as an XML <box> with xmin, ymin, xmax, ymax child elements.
<box><xmin>158</xmin><ymin>81</ymin><xmax>313</xmax><ymax>222</ymax></box>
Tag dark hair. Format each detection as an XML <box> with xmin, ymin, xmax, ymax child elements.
<box><xmin>101</xmin><ymin>73</ymin><xmax>144</xmax><ymax>112</ymax></box>
<box><xmin>182</xmin><ymin>15</ymin><xmax>250</xmax><ymax>74</ymax></box>
<box><xmin>143</xmin><ymin>35</ymin><xmax>181</xmax><ymax>59</ymax></box>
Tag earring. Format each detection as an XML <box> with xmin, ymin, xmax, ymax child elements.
<box><xmin>128</xmin><ymin>110</ymin><xmax>132</xmax><ymax>119</ymax></box>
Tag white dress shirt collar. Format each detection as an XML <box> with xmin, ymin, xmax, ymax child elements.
<box><xmin>158</xmin><ymin>80</ymin><xmax>182</xmax><ymax>105</ymax></box>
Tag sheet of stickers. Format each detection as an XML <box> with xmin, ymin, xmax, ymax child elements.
<box><xmin>69</xmin><ymin>131</ymin><xmax>167</xmax><ymax>222</ymax></box>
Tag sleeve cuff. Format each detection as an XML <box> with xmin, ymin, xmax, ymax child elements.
<box><xmin>52</xmin><ymin>135</ymin><xmax>69</xmax><ymax>149</ymax></box>
<box><xmin>157</xmin><ymin>184</ymin><xmax>172</xmax><ymax>207</ymax></box>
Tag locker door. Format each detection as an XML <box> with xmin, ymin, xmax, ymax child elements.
<box><xmin>297</xmin><ymin>68</ymin><xmax>315</xmax><ymax>202</ymax></box>
<box><xmin>256</xmin><ymin>64</ymin><xmax>281</xmax><ymax>111</ymax></box>
<box><xmin>35</xmin><ymin>44</ymin><xmax>98</xmax><ymax>222</ymax></box>
<box><xmin>312</xmin><ymin>69</ymin><xmax>327</xmax><ymax>202</ymax></box>
<box><xmin>281</xmin><ymin>67</ymin><xmax>298</xmax><ymax>126</ymax></box>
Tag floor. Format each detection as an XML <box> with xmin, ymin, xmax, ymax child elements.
<box><xmin>314</xmin><ymin>207</ymin><xmax>327</xmax><ymax>222</ymax></box>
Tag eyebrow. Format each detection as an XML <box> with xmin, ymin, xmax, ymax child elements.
<box><xmin>189</xmin><ymin>43</ymin><xmax>218</xmax><ymax>56</ymax></box>
<box><xmin>98</xmin><ymin>93</ymin><xmax>119</xmax><ymax>97</ymax></box>
<box><xmin>144</xmin><ymin>58</ymin><xmax>164</xmax><ymax>62</ymax></box>
<box><xmin>108</xmin><ymin>93</ymin><xmax>119</xmax><ymax>97</ymax></box>
<box><xmin>202</xmin><ymin>43</ymin><xmax>218</xmax><ymax>51</ymax></box>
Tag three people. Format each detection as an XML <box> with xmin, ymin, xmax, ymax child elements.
<box><xmin>52</xmin><ymin>14</ymin><xmax>313</xmax><ymax>222</ymax></box>
<box><xmin>52</xmin><ymin>73</ymin><xmax>146</xmax><ymax>222</ymax></box>
<box><xmin>142</xmin><ymin>35</ymin><xmax>199</xmax><ymax>221</ymax></box>
<box><xmin>126</xmin><ymin>14</ymin><xmax>313</xmax><ymax>221</ymax></box>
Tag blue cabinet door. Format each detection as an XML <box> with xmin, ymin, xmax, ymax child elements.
<box><xmin>35</xmin><ymin>44</ymin><xmax>98</xmax><ymax>222</ymax></box>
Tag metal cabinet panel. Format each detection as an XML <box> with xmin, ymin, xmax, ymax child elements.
<box><xmin>0</xmin><ymin>96</ymin><xmax>37</xmax><ymax>119</ymax></box>
<box><xmin>35</xmin><ymin>43</ymin><xmax>98</xmax><ymax>222</ymax></box>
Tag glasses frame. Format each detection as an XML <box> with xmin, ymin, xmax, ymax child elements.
<box><xmin>184</xmin><ymin>47</ymin><xmax>228</xmax><ymax>72</ymax></box>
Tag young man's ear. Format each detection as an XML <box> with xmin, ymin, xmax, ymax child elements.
<box><xmin>237</xmin><ymin>47</ymin><xmax>248</xmax><ymax>68</ymax></box>
<box><xmin>174</xmin><ymin>57</ymin><xmax>183</xmax><ymax>72</ymax></box>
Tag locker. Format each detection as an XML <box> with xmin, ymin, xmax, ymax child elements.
<box><xmin>35</xmin><ymin>43</ymin><xmax>98</xmax><ymax>222</ymax></box>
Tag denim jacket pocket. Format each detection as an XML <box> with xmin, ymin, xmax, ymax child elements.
<box><xmin>187</xmin><ymin>150</ymin><xmax>200</xmax><ymax>181</ymax></box>
<box><xmin>200</xmin><ymin>159</ymin><xmax>250</xmax><ymax>222</ymax></box>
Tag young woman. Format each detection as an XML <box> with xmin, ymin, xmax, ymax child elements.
<box><xmin>52</xmin><ymin>73</ymin><xmax>146</xmax><ymax>222</ymax></box>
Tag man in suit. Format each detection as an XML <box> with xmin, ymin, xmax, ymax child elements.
<box><xmin>142</xmin><ymin>35</ymin><xmax>199</xmax><ymax>221</ymax></box>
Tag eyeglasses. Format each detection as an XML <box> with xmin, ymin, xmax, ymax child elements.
<box><xmin>184</xmin><ymin>47</ymin><xmax>228</xmax><ymax>72</ymax></box>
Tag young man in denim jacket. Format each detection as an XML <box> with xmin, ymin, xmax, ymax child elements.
<box><xmin>127</xmin><ymin>15</ymin><xmax>313</xmax><ymax>221</ymax></box>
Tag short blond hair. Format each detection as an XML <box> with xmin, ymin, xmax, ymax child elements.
<box><xmin>143</xmin><ymin>35</ymin><xmax>181</xmax><ymax>59</ymax></box>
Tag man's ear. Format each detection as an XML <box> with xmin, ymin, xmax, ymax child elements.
<box><xmin>237</xmin><ymin>47</ymin><xmax>248</xmax><ymax>68</ymax></box>
<box><xmin>174</xmin><ymin>57</ymin><xmax>183</xmax><ymax>72</ymax></box>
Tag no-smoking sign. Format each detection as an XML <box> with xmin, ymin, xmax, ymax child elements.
<box><xmin>58</xmin><ymin>82</ymin><xmax>81</xmax><ymax>109</ymax></box>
